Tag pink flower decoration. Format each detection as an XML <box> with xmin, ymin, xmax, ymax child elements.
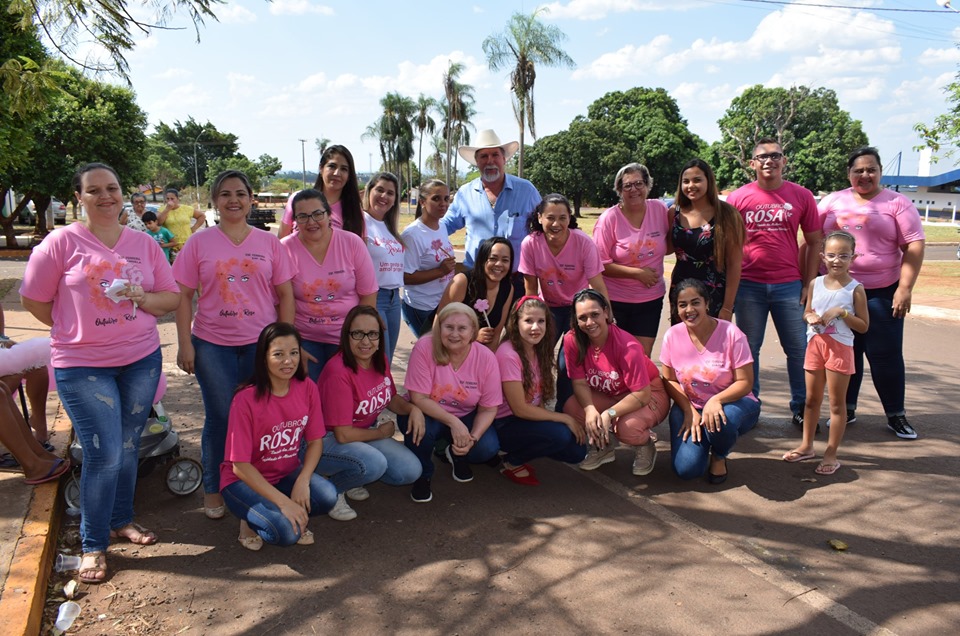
<box><xmin>473</xmin><ymin>299</ymin><xmax>490</xmax><ymax>313</ymax></box>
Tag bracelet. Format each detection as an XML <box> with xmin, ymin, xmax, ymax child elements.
<box><xmin>839</xmin><ymin>309</ymin><xmax>848</xmax><ymax>319</ymax></box>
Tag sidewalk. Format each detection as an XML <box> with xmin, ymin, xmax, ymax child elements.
<box><xmin>2</xmin><ymin>260</ymin><xmax>959</xmax><ymax>635</ymax></box>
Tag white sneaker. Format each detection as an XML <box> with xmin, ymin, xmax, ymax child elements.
<box><xmin>580</xmin><ymin>445</ymin><xmax>616</xmax><ymax>471</ymax></box>
<box><xmin>632</xmin><ymin>441</ymin><xmax>657</xmax><ymax>476</ymax></box>
<box><xmin>345</xmin><ymin>486</ymin><xmax>370</xmax><ymax>501</ymax></box>
<box><xmin>328</xmin><ymin>493</ymin><xmax>357</xmax><ymax>521</ymax></box>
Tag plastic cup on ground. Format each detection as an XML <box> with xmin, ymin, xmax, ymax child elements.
<box><xmin>55</xmin><ymin>601</ymin><xmax>80</xmax><ymax>631</ymax></box>
<box><xmin>55</xmin><ymin>554</ymin><xmax>81</xmax><ymax>572</ymax></box>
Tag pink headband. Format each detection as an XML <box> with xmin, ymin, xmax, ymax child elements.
<box><xmin>514</xmin><ymin>294</ymin><xmax>542</xmax><ymax>312</ymax></box>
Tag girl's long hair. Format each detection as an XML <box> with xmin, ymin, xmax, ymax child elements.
<box><xmin>465</xmin><ymin>237</ymin><xmax>513</xmax><ymax>325</ymax></box>
<box><xmin>526</xmin><ymin>193</ymin><xmax>579</xmax><ymax>233</ymax></box>
<box><xmin>244</xmin><ymin>322</ymin><xmax>306</xmax><ymax>401</ymax></box>
<box><xmin>674</xmin><ymin>158</ymin><xmax>744</xmax><ymax>273</ymax></box>
<box><xmin>569</xmin><ymin>288</ymin><xmax>613</xmax><ymax>366</ymax></box>
<box><xmin>505</xmin><ymin>297</ymin><xmax>557</xmax><ymax>402</ymax></box>
<box><xmin>363</xmin><ymin>172</ymin><xmax>402</xmax><ymax>243</ymax></box>
<box><xmin>314</xmin><ymin>145</ymin><xmax>364</xmax><ymax>238</ymax></box>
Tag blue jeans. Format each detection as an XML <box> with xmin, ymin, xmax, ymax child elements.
<box><xmin>555</xmin><ymin>345</ymin><xmax>573</xmax><ymax>414</ymax></box>
<box><xmin>848</xmin><ymin>283</ymin><xmax>905</xmax><ymax>415</ymax></box>
<box><xmin>192</xmin><ymin>336</ymin><xmax>258</xmax><ymax>494</ymax></box>
<box><xmin>397</xmin><ymin>410</ymin><xmax>499</xmax><ymax>480</ymax></box>
<box><xmin>301</xmin><ymin>339</ymin><xmax>340</xmax><ymax>382</ymax></box>
<box><xmin>669</xmin><ymin>397</ymin><xmax>760</xmax><ymax>480</ymax></box>
<box><xmin>493</xmin><ymin>415</ymin><xmax>586</xmax><ymax>466</ymax></box>
<box><xmin>377</xmin><ymin>288</ymin><xmax>401</xmax><ymax>367</ymax></box>
<box><xmin>548</xmin><ymin>306</ymin><xmax>571</xmax><ymax>346</ymax></box>
<box><xmin>735</xmin><ymin>279</ymin><xmax>807</xmax><ymax>415</ymax></box>
<box><xmin>401</xmin><ymin>301</ymin><xmax>434</xmax><ymax>338</ymax></box>
<box><xmin>55</xmin><ymin>348</ymin><xmax>162</xmax><ymax>553</ymax></box>
<box><xmin>315</xmin><ymin>431</ymin><xmax>421</xmax><ymax>488</ymax></box>
<box><xmin>222</xmin><ymin>470</ymin><xmax>337</xmax><ymax>546</ymax></box>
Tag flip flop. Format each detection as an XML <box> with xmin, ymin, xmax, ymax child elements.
<box><xmin>815</xmin><ymin>461</ymin><xmax>841</xmax><ymax>476</ymax></box>
<box><xmin>782</xmin><ymin>450</ymin><xmax>816</xmax><ymax>463</ymax></box>
<box><xmin>24</xmin><ymin>458</ymin><xmax>71</xmax><ymax>485</ymax></box>
<box><xmin>79</xmin><ymin>552</ymin><xmax>107</xmax><ymax>584</ymax></box>
<box><xmin>110</xmin><ymin>522</ymin><xmax>158</xmax><ymax>545</ymax></box>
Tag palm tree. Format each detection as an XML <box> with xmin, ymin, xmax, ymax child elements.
<box><xmin>482</xmin><ymin>8</ymin><xmax>574</xmax><ymax>177</ymax></box>
<box><xmin>414</xmin><ymin>94</ymin><xmax>437</xmax><ymax>187</ymax></box>
<box><xmin>361</xmin><ymin>120</ymin><xmax>386</xmax><ymax>173</ymax></box>
<box><xmin>429</xmin><ymin>133</ymin><xmax>446</xmax><ymax>178</ymax></box>
<box><xmin>441</xmin><ymin>62</ymin><xmax>476</xmax><ymax>187</ymax></box>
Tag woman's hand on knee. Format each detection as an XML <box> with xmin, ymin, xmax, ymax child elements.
<box><xmin>700</xmin><ymin>398</ymin><xmax>727</xmax><ymax>432</ymax></box>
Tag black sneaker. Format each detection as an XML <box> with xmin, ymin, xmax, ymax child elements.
<box><xmin>410</xmin><ymin>477</ymin><xmax>432</xmax><ymax>503</ymax></box>
<box><xmin>887</xmin><ymin>415</ymin><xmax>917</xmax><ymax>440</ymax></box>
<box><xmin>792</xmin><ymin>412</ymin><xmax>820</xmax><ymax>434</ymax></box>
<box><xmin>445</xmin><ymin>446</ymin><xmax>474</xmax><ymax>482</ymax></box>
<box><xmin>846</xmin><ymin>409</ymin><xmax>857</xmax><ymax>425</ymax></box>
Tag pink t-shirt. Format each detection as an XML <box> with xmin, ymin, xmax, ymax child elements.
<box><xmin>363</xmin><ymin>212</ymin><xmax>404</xmax><ymax>289</ymax></box>
<box><xmin>173</xmin><ymin>227</ymin><xmax>296</xmax><ymax>346</ymax></box>
<box><xmin>495</xmin><ymin>340</ymin><xmax>543</xmax><ymax>419</ymax></box>
<box><xmin>281</xmin><ymin>230</ymin><xmax>379</xmax><ymax>344</ymax></box>
<box><xmin>405</xmin><ymin>335</ymin><xmax>503</xmax><ymax>418</ymax></box>
<box><xmin>519</xmin><ymin>229</ymin><xmax>603</xmax><ymax>308</ymax></box>
<box><xmin>562</xmin><ymin>324</ymin><xmax>655</xmax><ymax>397</ymax></box>
<box><xmin>658</xmin><ymin>319</ymin><xmax>757</xmax><ymax>410</ymax></box>
<box><xmin>727</xmin><ymin>181</ymin><xmax>821</xmax><ymax>284</ymax></box>
<box><xmin>593</xmin><ymin>201</ymin><xmax>670</xmax><ymax>302</ymax></box>
<box><xmin>20</xmin><ymin>224</ymin><xmax>178</xmax><ymax>368</ymax></box>
<box><xmin>283</xmin><ymin>194</ymin><xmax>344</xmax><ymax>231</ymax></box>
<box><xmin>220</xmin><ymin>379</ymin><xmax>327</xmax><ymax>491</ymax></box>
<box><xmin>318</xmin><ymin>352</ymin><xmax>396</xmax><ymax>429</ymax></box>
<box><xmin>817</xmin><ymin>188</ymin><xmax>925</xmax><ymax>289</ymax></box>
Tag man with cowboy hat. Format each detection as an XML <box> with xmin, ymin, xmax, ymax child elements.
<box><xmin>441</xmin><ymin>129</ymin><xmax>542</xmax><ymax>279</ymax></box>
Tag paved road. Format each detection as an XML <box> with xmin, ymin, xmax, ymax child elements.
<box><xmin>925</xmin><ymin>244</ymin><xmax>958</xmax><ymax>261</ymax></box>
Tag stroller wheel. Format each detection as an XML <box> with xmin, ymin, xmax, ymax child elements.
<box><xmin>166</xmin><ymin>458</ymin><xmax>203</xmax><ymax>496</ymax></box>
<box><xmin>63</xmin><ymin>470</ymin><xmax>81</xmax><ymax>510</ymax></box>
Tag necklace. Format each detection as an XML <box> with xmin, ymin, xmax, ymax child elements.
<box><xmin>220</xmin><ymin>225</ymin><xmax>250</xmax><ymax>245</ymax></box>
<box><xmin>591</xmin><ymin>344</ymin><xmax>603</xmax><ymax>362</ymax></box>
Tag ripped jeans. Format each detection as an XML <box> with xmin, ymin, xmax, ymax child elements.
<box><xmin>55</xmin><ymin>348</ymin><xmax>162</xmax><ymax>553</ymax></box>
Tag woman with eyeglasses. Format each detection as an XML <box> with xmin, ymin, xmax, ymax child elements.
<box><xmin>174</xmin><ymin>170</ymin><xmax>295</xmax><ymax>523</ymax></box>
<box><xmin>561</xmin><ymin>289</ymin><xmax>668</xmax><ymax>476</ymax></box>
<box><xmin>594</xmin><ymin>163</ymin><xmax>672</xmax><ymax>357</ymax></box>
<box><xmin>282</xmin><ymin>189</ymin><xmax>377</xmax><ymax>380</ymax></box>
<box><xmin>362</xmin><ymin>172</ymin><xmax>405</xmax><ymax>366</ymax></box>
<box><xmin>816</xmin><ymin>147</ymin><xmax>925</xmax><ymax>440</ymax></box>
<box><xmin>438</xmin><ymin>237</ymin><xmax>514</xmax><ymax>353</ymax></box>
<box><xmin>315</xmin><ymin>306</ymin><xmax>424</xmax><ymax>520</ymax></box>
<box><xmin>670</xmin><ymin>158</ymin><xmax>745</xmax><ymax>326</ymax></box>
<box><xmin>278</xmin><ymin>145</ymin><xmax>366</xmax><ymax>240</ymax></box>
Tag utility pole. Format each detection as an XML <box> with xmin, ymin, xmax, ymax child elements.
<box><xmin>299</xmin><ymin>138</ymin><xmax>307</xmax><ymax>188</ymax></box>
<box><xmin>193</xmin><ymin>129</ymin><xmax>206</xmax><ymax>204</ymax></box>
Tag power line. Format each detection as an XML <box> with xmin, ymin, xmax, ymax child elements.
<box><xmin>737</xmin><ymin>0</ymin><xmax>950</xmax><ymax>12</ymax></box>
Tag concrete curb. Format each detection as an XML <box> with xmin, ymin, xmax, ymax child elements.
<box><xmin>911</xmin><ymin>304</ymin><xmax>960</xmax><ymax>322</ymax></box>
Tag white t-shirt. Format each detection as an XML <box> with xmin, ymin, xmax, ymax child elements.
<box><xmin>400</xmin><ymin>219</ymin><xmax>455</xmax><ymax>311</ymax></box>
<box><xmin>363</xmin><ymin>212</ymin><xmax>404</xmax><ymax>290</ymax></box>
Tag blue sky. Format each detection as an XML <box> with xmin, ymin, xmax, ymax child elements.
<box><xmin>99</xmin><ymin>0</ymin><xmax>960</xmax><ymax>180</ymax></box>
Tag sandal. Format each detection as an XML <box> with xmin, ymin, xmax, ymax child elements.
<box><xmin>297</xmin><ymin>529</ymin><xmax>315</xmax><ymax>546</ymax></box>
<box><xmin>238</xmin><ymin>533</ymin><xmax>263</xmax><ymax>551</ymax></box>
<box><xmin>110</xmin><ymin>522</ymin><xmax>158</xmax><ymax>545</ymax></box>
<box><xmin>24</xmin><ymin>458</ymin><xmax>71</xmax><ymax>485</ymax></box>
<box><xmin>500</xmin><ymin>463</ymin><xmax>540</xmax><ymax>486</ymax></box>
<box><xmin>815</xmin><ymin>461</ymin><xmax>841</xmax><ymax>476</ymax></box>
<box><xmin>79</xmin><ymin>552</ymin><xmax>107</xmax><ymax>584</ymax></box>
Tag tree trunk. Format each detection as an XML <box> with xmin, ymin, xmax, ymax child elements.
<box><xmin>572</xmin><ymin>193</ymin><xmax>582</xmax><ymax>218</ymax></box>
<box><xmin>517</xmin><ymin>104</ymin><xmax>525</xmax><ymax>178</ymax></box>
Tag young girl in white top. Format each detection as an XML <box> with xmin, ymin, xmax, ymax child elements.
<box><xmin>783</xmin><ymin>231</ymin><xmax>868</xmax><ymax>475</ymax></box>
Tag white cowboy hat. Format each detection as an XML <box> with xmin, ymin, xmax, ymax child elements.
<box><xmin>457</xmin><ymin>129</ymin><xmax>520</xmax><ymax>166</ymax></box>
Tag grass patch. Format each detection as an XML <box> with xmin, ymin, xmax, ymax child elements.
<box><xmin>921</xmin><ymin>223</ymin><xmax>960</xmax><ymax>243</ymax></box>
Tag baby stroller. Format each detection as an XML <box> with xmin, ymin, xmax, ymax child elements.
<box><xmin>62</xmin><ymin>374</ymin><xmax>203</xmax><ymax>509</ymax></box>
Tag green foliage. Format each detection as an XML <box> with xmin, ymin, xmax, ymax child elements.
<box><xmin>586</xmin><ymin>87</ymin><xmax>705</xmax><ymax>198</ymax></box>
<box><xmin>142</xmin><ymin>136</ymin><xmax>182</xmax><ymax>199</ymax></box>
<box><xmin>914</xmin><ymin>72</ymin><xmax>960</xmax><ymax>161</ymax></box>
<box><xmin>713</xmin><ymin>85</ymin><xmax>868</xmax><ymax>193</ymax></box>
<box><xmin>526</xmin><ymin>118</ymin><xmax>632</xmax><ymax>215</ymax></box>
<box><xmin>205</xmin><ymin>153</ymin><xmax>284</xmax><ymax>191</ymax></box>
<box><xmin>154</xmin><ymin>117</ymin><xmax>239</xmax><ymax>188</ymax></box>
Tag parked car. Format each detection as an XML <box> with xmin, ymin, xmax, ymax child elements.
<box><xmin>49</xmin><ymin>198</ymin><xmax>67</xmax><ymax>224</ymax></box>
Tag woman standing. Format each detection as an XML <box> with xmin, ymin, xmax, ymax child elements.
<box><xmin>362</xmin><ymin>172</ymin><xmax>405</xmax><ymax>366</ymax></box>
<box><xmin>157</xmin><ymin>187</ymin><xmax>204</xmax><ymax>259</ymax></box>
<box><xmin>817</xmin><ymin>147</ymin><xmax>925</xmax><ymax>439</ymax></box>
<box><xmin>494</xmin><ymin>296</ymin><xmax>586</xmax><ymax>485</ymax></box>
<box><xmin>594</xmin><ymin>163</ymin><xmax>672</xmax><ymax>356</ymax></box>
<box><xmin>660</xmin><ymin>279</ymin><xmax>759</xmax><ymax>483</ymax></box>
<box><xmin>561</xmin><ymin>290</ymin><xmax>668</xmax><ymax>476</ymax></box>
<box><xmin>520</xmin><ymin>193</ymin><xmax>608</xmax><ymax>341</ymax></box>
<box><xmin>278</xmin><ymin>145</ymin><xmax>365</xmax><ymax>239</ymax></box>
<box><xmin>400</xmin><ymin>179</ymin><xmax>457</xmax><ymax>337</ymax></box>
<box><xmin>282</xmin><ymin>189</ymin><xmax>378</xmax><ymax>379</ymax></box>
<box><xmin>401</xmin><ymin>303</ymin><xmax>502</xmax><ymax>503</ymax></box>
<box><xmin>316</xmin><ymin>306</ymin><xmax>424</xmax><ymax>520</ymax></box>
<box><xmin>439</xmin><ymin>237</ymin><xmax>514</xmax><ymax>352</ymax></box>
<box><xmin>21</xmin><ymin>163</ymin><xmax>180</xmax><ymax>582</ymax></box>
<box><xmin>174</xmin><ymin>170</ymin><xmax>296</xmax><ymax>522</ymax></box>
<box><xmin>670</xmin><ymin>159</ymin><xmax>745</xmax><ymax>324</ymax></box>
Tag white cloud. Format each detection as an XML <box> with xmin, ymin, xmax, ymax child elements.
<box><xmin>571</xmin><ymin>35</ymin><xmax>672</xmax><ymax>80</ymax></box>
<box><xmin>540</xmin><ymin>0</ymin><xmax>690</xmax><ymax>21</ymax></box>
<box><xmin>219</xmin><ymin>6</ymin><xmax>257</xmax><ymax>24</ymax></box>
<box><xmin>472</xmin><ymin>5</ymin><xmax>484</xmax><ymax>13</ymax></box>
<box><xmin>154</xmin><ymin>67</ymin><xmax>192</xmax><ymax>80</ymax></box>
<box><xmin>269</xmin><ymin>0</ymin><xmax>334</xmax><ymax>16</ymax></box>
<box><xmin>918</xmin><ymin>46</ymin><xmax>960</xmax><ymax>66</ymax></box>
<box><xmin>297</xmin><ymin>72</ymin><xmax>328</xmax><ymax>92</ymax></box>
<box><xmin>147</xmin><ymin>84</ymin><xmax>214</xmax><ymax>122</ymax></box>
<box><xmin>748</xmin><ymin>2</ymin><xmax>896</xmax><ymax>53</ymax></box>
<box><xmin>659</xmin><ymin>38</ymin><xmax>748</xmax><ymax>75</ymax></box>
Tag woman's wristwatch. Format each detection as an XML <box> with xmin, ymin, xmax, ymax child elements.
<box><xmin>606</xmin><ymin>408</ymin><xmax>617</xmax><ymax>419</ymax></box>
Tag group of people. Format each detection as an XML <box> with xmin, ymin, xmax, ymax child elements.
<box><xmin>11</xmin><ymin>129</ymin><xmax>923</xmax><ymax>578</ymax></box>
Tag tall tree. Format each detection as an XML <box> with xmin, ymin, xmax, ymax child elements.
<box><xmin>314</xmin><ymin>137</ymin><xmax>331</xmax><ymax>164</ymax></box>
<box><xmin>712</xmin><ymin>85</ymin><xmax>868</xmax><ymax>193</ymax></box>
<box><xmin>915</xmin><ymin>70</ymin><xmax>960</xmax><ymax>160</ymax></box>
<box><xmin>442</xmin><ymin>62</ymin><xmax>475</xmax><ymax>186</ymax></box>
<box><xmin>482</xmin><ymin>7</ymin><xmax>574</xmax><ymax>178</ymax></box>
<box><xmin>414</xmin><ymin>94</ymin><xmax>437</xmax><ymax>186</ymax></box>
<box><xmin>154</xmin><ymin>117</ymin><xmax>239</xmax><ymax>189</ymax></box>
<box><xmin>142</xmin><ymin>135</ymin><xmax>182</xmax><ymax>201</ymax></box>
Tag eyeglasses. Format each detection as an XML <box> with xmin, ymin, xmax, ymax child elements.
<box><xmin>823</xmin><ymin>253</ymin><xmax>853</xmax><ymax>262</ymax></box>
<box><xmin>752</xmin><ymin>152</ymin><xmax>784</xmax><ymax>162</ymax></box>
<box><xmin>349</xmin><ymin>330</ymin><xmax>380</xmax><ymax>342</ymax></box>
<box><xmin>621</xmin><ymin>181</ymin><xmax>647</xmax><ymax>191</ymax></box>
<box><xmin>294</xmin><ymin>210</ymin><xmax>331</xmax><ymax>224</ymax></box>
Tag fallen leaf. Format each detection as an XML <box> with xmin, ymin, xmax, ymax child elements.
<box><xmin>828</xmin><ymin>539</ymin><xmax>848</xmax><ymax>551</ymax></box>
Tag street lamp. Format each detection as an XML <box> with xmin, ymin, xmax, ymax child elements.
<box><xmin>193</xmin><ymin>128</ymin><xmax>206</xmax><ymax>204</ymax></box>
<box><xmin>299</xmin><ymin>138</ymin><xmax>307</xmax><ymax>188</ymax></box>
<box><xmin>939</xmin><ymin>0</ymin><xmax>960</xmax><ymax>12</ymax></box>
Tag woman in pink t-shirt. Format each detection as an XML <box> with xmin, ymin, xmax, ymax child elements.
<box><xmin>660</xmin><ymin>279</ymin><xmax>760</xmax><ymax>484</ymax></box>
<box><xmin>817</xmin><ymin>147</ymin><xmax>925</xmax><ymax>440</ymax></box>
<box><xmin>594</xmin><ymin>163</ymin><xmax>672</xmax><ymax>357</ymax></box>
<box><xmin>316</xmin><ymin>306</ymin><xmax>424</xmax><ymax>520</ymax></box>
<box><xmin>282</xmin><ymin>189</ymin><xmax>378</xmax><ymax>380</ymax></box>
<box><xmin>173</xmin><ymin>170</ymin><xmax>296</xmax><ymax>520</ymax></box>
<box><xmin>561</xmin><ymin>290</ymin><xmax>669</xmax><ymax>477</ymax></box>
<box><xmin>494</xmin><ymin>296</ymin><xmax>586</xmax><ymax>486</ymax></box>
<box><xmin>278</xmin><ymin>145</ymin><xmax>365</xmax><ymax>240</ymax></box>
<box><xmin>401</xmin><ymin>303</ymin><xmax>502</xmax><ymax>503</ymax></box>
<box><xmin>222</xmin><ymin>323</ymin><xmax>337</xmax><ymax>550</ymax></box>
<box><xmin>21</xmin><ymin>163</ymin><xmax>180</xmax><ymax>583</ymax></box>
